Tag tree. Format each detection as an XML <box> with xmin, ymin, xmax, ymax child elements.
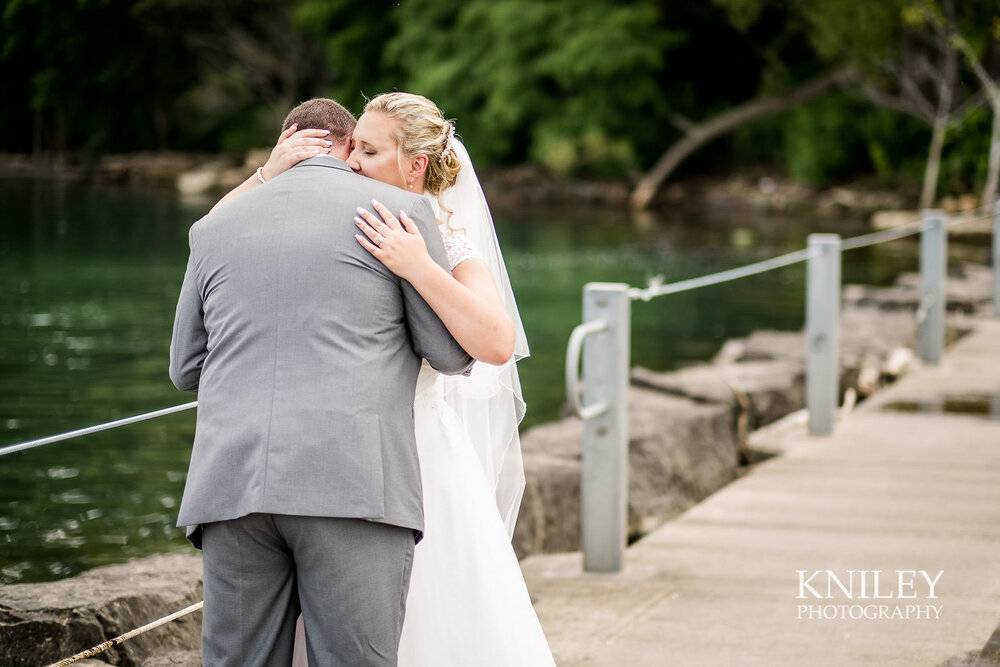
<box><xmin>383</xmin><ymin>0</ymin><xmax>680</xmax><ymax>173</ymax></box>
<box><xmin>916</xmin><ymin>0</ymin><xmax>1000</xmax><ymax>205</ymax></box>
<box><xmin>0</xmin><ymin>0</ymin><xmax>202</xmax><ymax>154</ymax></box>
<box><xmin>135</xmin><ymin>0</ymin><xmax>331</xmax><ymax>151</ymax></box>
<box><xmin>630</xmin><ymin>69</ymin><xmax>851</xmax><ymax>208</ymax></box>
<box><xmin>707</xmin><ymin>0</ymin><xmax>987</xmax><ymax>209</ymax></box>
<box><xmin>292</xmin><ymin>0</ymin><xmax>402</xmax><ymax>116</ymax></box>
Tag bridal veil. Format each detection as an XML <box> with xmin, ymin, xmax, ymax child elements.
<box><xmin>437</xmin><ymin>139</ymin><xmax>529</xmax><ymax>539</ymax></box>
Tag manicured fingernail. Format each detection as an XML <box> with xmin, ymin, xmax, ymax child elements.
<box><xmin>325</xmin><ymin>141</ymin><xmax>332</xmax><ymax>146</ymax></box>
<box><xmin>354</xmin><ymin>217</ymin><xmax>363</xmax><ymax>225</ymax></box>
<box><xmin>323</xmin><ymin>129</ymin><xmax>330</xmax><ymax>135</ymax></box>
<box><xmin>372</xmin><ymin>199</ymin><xmax>383</xmax><ymax>208</ymax></box>
<box><xmin>355</xmin><ymin>234</ymin><xmax>364</xmax><ymax>242</ymax></box>
<box><xmin>356</xmin><ymin>206</ymin><xmax>366</xmax><ymax>215</ymax></box>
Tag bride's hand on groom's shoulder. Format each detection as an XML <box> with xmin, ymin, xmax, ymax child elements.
<box><xmin>260</xmin><ymin>124</ymin><xmax>333</xmax><ymax>181</ymax></box>
<box><xmin>354</xmin><ymin>201</ymin><xmax>437</xmax><ymax>283</ymax></box>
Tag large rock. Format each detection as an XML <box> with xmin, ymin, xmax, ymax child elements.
<box><xmin>709</xmin><ymin>306</ymin><xmax>923</xmax><ymax>399</ymax></box>
<box><xmin>142</xmin><ymin>650</ymin><xmax>201</xmax><ymax>666</ymax></box>
<box><xmin>843</xmin><ymin>265</ymin><xmax>993</xmax><ymax>315</ymax></box>
<box><xmin>631</xmin><ymin>359</ymin><xmax>804</xmax><ymax>431</ymax></box>
<box><xmin>175</xmin><ymin>168</ymin><xmax>219</xmax><ymax>196</ymax></box>
<box><xmin>625</xmin><ymin>388</ymin><xmax>738</xmax><ymax>535</ymax></box>
<box><xmin>514</xmin><ymin>388</ymin><xmax>740</xmax><ymax>557</ymax></box>
<box><xmin>514</xmin><ymin>448</ymin><xmax>582</xmax><ymax>559</ymax></box>
<box><xmin>0</xmin><ymin>555</ymin><xmax>202</xmax><ymax>666</ymax></box>
<box><xmin>94</xmin><ymin>153</ymin><xmax>206</xmax><ymax>187</ymax></box>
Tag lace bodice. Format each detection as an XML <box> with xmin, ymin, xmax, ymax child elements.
<box><xmin>442</xmin><ymin>226</ymin><xmax>475</xmax><ymax>270</ymax></box>
<box><xmin>428</xmin><ymin>196</ymin><xmax>476</xmax><ymax>270</ymax></box>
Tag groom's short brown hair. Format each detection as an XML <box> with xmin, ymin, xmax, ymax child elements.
<box><xmin>282</xmin><ymin>98</ymin><xmax>356</xmax><ymax>145</ymax></box>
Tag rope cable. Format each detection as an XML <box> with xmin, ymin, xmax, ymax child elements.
<box><xmin>0</xmin><ymin>402</ymin><xmax>198</xmax><ymax>457</ymax></box>
<box><xmin>629</xmin><ymin>247</ymin><xmax>819</xmax><ymax>301</ymax></box>
<box><xmin>45</xmin><ymin>600</ymin><xmax>204</xmax><ymax>667</ymax></box>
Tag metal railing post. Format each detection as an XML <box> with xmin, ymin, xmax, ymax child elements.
<box><xmin>993</xmin><ymin>199</ymin><xmax>1000</xmax><ymax>317</ymax></box>
<box><xmin>806</xmin><ymin>234</ymin><xmax>841</xmax><ymax>436</ymax></box>
<box><xmin>919</xmin><ymin>210</ymin><xmax>947</xmax><ymax>364</ymax></box>
<box><xmin>576</xmin><ymin>282</ymin><xmax>630</xmax><ymax>573</ymax></box>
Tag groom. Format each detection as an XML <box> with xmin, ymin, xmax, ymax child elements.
<box><xmin>169</xmin><ymin>97</ymin><xmax>473</xmax><ymax>666</ymax></box>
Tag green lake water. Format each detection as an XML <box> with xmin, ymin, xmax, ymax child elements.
<box><xmin>0</xmin><ymin>178</ymin><xmax>971</xmax><ymax>584</ymax></box>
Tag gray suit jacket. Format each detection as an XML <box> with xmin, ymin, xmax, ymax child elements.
<box><xmin>169</xmin><ymin>156</ymin><xmax>473</xmax><ymax>547</ymax></box>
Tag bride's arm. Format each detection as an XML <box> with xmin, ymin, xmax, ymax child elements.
<box><xmin>209</xmin><ymin>125</ymin><xmax>333</xmax><ymax>213</ymax></box>
<box><xmin>355</xmin><ymin>202</ymin><xmax>516</xmax><ymax>366</ymax></box>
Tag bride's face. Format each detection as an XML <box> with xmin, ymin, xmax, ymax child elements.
<box><xmin>347</xmin><ymin>111</ymin><xmax>407</xmax><ymax>189</ymax></box>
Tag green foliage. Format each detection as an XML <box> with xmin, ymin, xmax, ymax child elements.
<box><xmin>1</xmin><ymin>0</ymin><xmax>998</xmax><ymax>195</ymax></box>
<box><xmin>781</xmin><ymin>94</ymin><xmax>927</xmax><ymax>187</ymax></box>
<box><xmin>859</xmin><ymin>106</ymin><xmax>928</xmax><ymax>187</ymax></box>
<box><xmin>784</xmin><ymin>96</ymin><xmax>862</xmax><ymax>185</ymax></box>
<box><xmin>531</xmin><ymin>128</ymin><xmax>637</xmax><ymax>178</ymax></box>
<box><xmin>714</xmin><ymin>0</ymin><xmax>999</xmax><ymax>195</ymax></box>
<box><xmin>786</xmin><ymin>93</ymin><xmax>935</xmax><ymax>187</ymax></box>
<box><xmin>713</xmin><ymin>0</ymin><xmax>909</xmax><ymax>68</ymax></box>
<box><xmin>939</xmin><ymin>107</ymin><xmax>992</xmax><ymax>196</ymax></box>
<box><xmin>0</xmin><ymin>0</ymin><xmax>198</xmax><ymax>153</ymax></box>
<box><xmin>384</xmin><ymin>0</ymin><xmax>680</xmax><ymax>171</ymax></box>
<box><xmin>292</xmin><ymin>0</ymin><xmax>400</xmax><ymax>114</ymax></box>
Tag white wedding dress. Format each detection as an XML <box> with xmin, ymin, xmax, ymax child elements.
<box><xmin>396</xmin><ymin>358</ymin><xmax>554</xmax><ymax>665</ymax></box>
<box><xmin>292</xmin><ymin>142</ymin><xmax>554</xmax><ymax>666</ymax></box>
<box><xmin>401</xmin><ymin>222</ymin><xmax>554</xmax><ymax>666</ymax></box>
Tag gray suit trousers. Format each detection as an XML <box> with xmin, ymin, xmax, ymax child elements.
<box><xmin>201</xmin><ymin>514</ymin><xmax>415</xmax><ymax>666</ymax></box>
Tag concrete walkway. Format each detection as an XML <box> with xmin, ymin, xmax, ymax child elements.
<box><xmin>521</xmin><ymin>316</ymin><xmax>1000</xmax><ymax>666</ymax></box>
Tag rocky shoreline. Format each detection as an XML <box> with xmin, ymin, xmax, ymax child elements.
<box><xmin>1</xmin><ymin>263</ymin><xmax>993</xmax><ymax>666</ymax></box>
<box><xmin>2</xmin><ymin>150</ymin><xmax>976</xmax><ymax>217</ymax></box>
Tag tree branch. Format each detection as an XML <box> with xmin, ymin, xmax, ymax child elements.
<box><xmin>630</xmin><ymin>68</ymin><xmax>853</xmax><ymax>209</ymax></box>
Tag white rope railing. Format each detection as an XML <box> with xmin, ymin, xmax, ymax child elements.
<box><xmin>945</xmin><ymin>210</ymin><xmax>994</xmax><ymax>229</ymax></box>
<box><xmin>45</xmin><ymin>600</ymin><xmax>204</xmax><ymax>666</ymax></box>
<box><xmin>840</xmin><ymin>220</ymin><xmax>924</xmax><ymax>251</ymax></box>
<box><xmin>630</xmin><ymin>206</ymin><xmax>996</xmax><ymax>303</ymax></box>
<box><xmin>628</xmin><ymin>247</ymin><xmax>820</xmax><ymax>302</ymax></box>
<box><xmin>0</xmin><ymin>401</ymin><xmax>198</xmax><ymax>457</ymax></box>
<box><xmin>571</xmin><ymin>203</ymin><xmax>998</xmax><ymax>571</ymax></box>
<box><xmin>954</xmin><ymin>200</ymin><xmax>996</xmax><ymax>219</ymax></box>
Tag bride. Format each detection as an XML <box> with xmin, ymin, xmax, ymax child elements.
<box><xmin>216</xmin><ymin>92</ymin><xmax>554</xmax><ymax>666</ymax></box>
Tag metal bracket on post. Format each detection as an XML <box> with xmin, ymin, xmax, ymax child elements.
<box><xmin>565</xmin><ymin>282</ymin><xmax>630</xmax><ymax>573</ymax></box>
<box><xmin>993</xmin><ymin>199</ymin><xmax>999</xmax><ymax>318</ymax></box>
<box><xmin>806</xmin><ymin>234</ymin><xmax>841</xmax><ymax>436</ymax></box>
<box><xmin>919</xmin><ymin>210</ymin><xmax>947</xmax><ymax>364</ymax></box>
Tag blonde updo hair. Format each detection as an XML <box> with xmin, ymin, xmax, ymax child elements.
<box><xmin>363</xmin><ymin>92</ymin><xmax>461</xmax><ymax>195</ymax></box>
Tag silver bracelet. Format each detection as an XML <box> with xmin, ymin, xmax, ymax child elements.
<box><xmin>255</xmin><ymin>166</ymin><xmax>266</xmax><ymax>184</ymax></box>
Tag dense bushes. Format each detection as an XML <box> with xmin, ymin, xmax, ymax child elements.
<box><xmin>0</xmin><ymin>0</ymin><xmax>996</xmax><ymax>195</ymax></box>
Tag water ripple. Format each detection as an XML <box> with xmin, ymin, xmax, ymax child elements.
<box><xmin>49</xmin><ymin>490</ymin><xmax>92</xmax><ymax>504</ymax></box>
